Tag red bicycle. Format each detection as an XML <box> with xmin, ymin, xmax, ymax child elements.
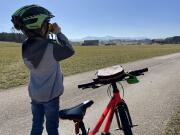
<box><xmin>59</xmin><ymin>65</ymin><xmax>148</xmax><ymax>135</ymax></box>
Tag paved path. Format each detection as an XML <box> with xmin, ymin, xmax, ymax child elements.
<box><xmin>0</xmin><ymin>53</ymin><xmax>180</xmax><ymax>135</ymax></box>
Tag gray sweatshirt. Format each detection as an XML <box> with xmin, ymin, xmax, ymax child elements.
<box><xmin>22</xmin><ymin>33</ymin><xmax>74</xmax><ymax>102</ymax></box>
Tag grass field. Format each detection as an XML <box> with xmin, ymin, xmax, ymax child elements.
<box><xmin>1</xmin><ymin>41</ymin><xmax>180</xmax><ymax>89</ymax></box>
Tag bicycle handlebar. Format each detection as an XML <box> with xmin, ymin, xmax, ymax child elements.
<box><xmin>78</xmin><ymin>82</ymin><xmax>96</xmax><ymax>89</ymax></box>
<box><xmin>78</xmin><ymin>67</ymin><xmax>148</xmax><ymax>89</ymax></box>
<box><xmin>128</xmin><ymin>68</ymin><xmax>148</xmax><ymax>76</ymax></box>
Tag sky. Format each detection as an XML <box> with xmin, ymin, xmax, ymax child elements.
<box><xmin>0</xmin><ymin>0</ymin><xmax>180</xmax><ymax>39</ymax></box>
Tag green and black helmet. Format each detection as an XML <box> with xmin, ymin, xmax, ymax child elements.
<box><xmin>11</xmin><ymin>5</ymin><xmax>54</xmax><ymax>30</ymax></box>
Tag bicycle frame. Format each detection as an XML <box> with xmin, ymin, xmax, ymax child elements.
<box><xmin>88</xmin><ymin>83</ymin><xmax>122</xmax><ymax>135</ymax></box>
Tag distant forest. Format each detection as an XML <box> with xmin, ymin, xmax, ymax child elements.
<box><xmin>152</xmin><ymin>36</ymin><xmax>180</xmax><ymax>44</ymax></box>
<box><xmin>0</xmin><ymin>32</ymin><xmax>26</xmax><ymax>43</ymax></box>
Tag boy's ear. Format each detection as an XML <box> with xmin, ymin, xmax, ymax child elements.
<box><xmin>41</xmin><ymin>22</ymin><xmax>49</xmax><ymax>38</ymax></box>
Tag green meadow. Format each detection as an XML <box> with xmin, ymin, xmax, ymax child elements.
<box><xmin>1</xmin><ymin>41</ymin><xmax>180</xmax><ymax>89</ymax></box>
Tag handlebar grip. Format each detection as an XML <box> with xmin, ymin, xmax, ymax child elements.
<box><xmin>129</xmin><ymin>68</ymin><xmax>148</xmax><ymax>76</ymax></box>
<box><xmin>78</xmin><ymin>82</ymin><xmax>95</xmax><ymax>89</ymax></box>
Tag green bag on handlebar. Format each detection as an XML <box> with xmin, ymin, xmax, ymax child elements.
<box><xmin>126</xmin><ymin>75</ymin><xmax>139</xmax><ymax>84</ymax></box>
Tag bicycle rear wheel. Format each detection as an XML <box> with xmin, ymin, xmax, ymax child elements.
<box><xmin>117</xmin><ymin>103</ymin><xmax>133</xmax><ymax>135</ymax></box>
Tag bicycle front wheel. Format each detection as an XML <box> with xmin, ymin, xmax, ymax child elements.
<box><xmin>118</xmin><ymin>103</ymin><xmax>133</xmax><ymax>135</ymax></box>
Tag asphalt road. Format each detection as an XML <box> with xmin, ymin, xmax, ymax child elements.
<box><xmin>0</xmin><ymin>53</ymin><xmax>180</xmax><ymax>135</ymax></box>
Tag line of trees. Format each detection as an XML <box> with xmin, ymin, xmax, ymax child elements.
<box><xmin>0</xmin><ymin>32</ymin><xmax>26</xmax><ymax>43</ymax></box>
<box><xmin>152</xmin><ymin>36</ymin><xmax>180</xmax><ymax>44</ymax></box>
<box><xmin>0</xmin><ymin>27</ymin><xmax>26</xmax><ymax>43</ymax></box>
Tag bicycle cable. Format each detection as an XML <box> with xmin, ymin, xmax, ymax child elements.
<box><xmin>107</xmin><ymin>82</ymin><xmax>124</xmax><ymax>99</ymax></box>
<box><xmin>117</xmin><ymin>82</ymin><xmax>125</xmax><ymax>99</ymax></box>
<box><xmin>107</xmin><ymin>84</ymin><xmax>112</xmax><ymax>98</ymax></box>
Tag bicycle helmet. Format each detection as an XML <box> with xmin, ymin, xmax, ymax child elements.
<box><xmin>11</xmin><ymin>4</ymin><xmax>54</xmax><ymax>30</ymax></box>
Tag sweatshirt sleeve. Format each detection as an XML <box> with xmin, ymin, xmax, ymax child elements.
<box><xmin>53</xmin><ymin>33</ymin><xmax>75</xmax><ymax>61</ymax></box>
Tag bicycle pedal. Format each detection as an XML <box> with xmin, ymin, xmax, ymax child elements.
<box><xmin>131</xmin><ymin>124</ymin><xmax>138</xmax><ymax>127</ymax></box>
<box><xmin>115</xmin><ymin>124</ymin><xmax>138</xmax><ymax>131</ymax></box>
<box><xmin>115</xmin><ymin>127</ymin><xmax>122</xmax><ymax>131</ymax></box>
<box><xmin>101</xmin><ymin>132</ymin><xmax>111</xmax><ymax>135</ymax></box>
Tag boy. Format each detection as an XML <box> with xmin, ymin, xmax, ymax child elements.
<box><xmin>11</xmin><ymin>5</ymin><xmax>74</xmax><ymax>135</ymax></box>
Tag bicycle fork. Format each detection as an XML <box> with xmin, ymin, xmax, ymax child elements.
<box><xmin>115</xmin><ymin>101</ymin><xmax>134</xmax><ymax>130</ymax></box>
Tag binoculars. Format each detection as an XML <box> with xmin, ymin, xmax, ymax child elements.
<box><xmin>48</xmin><ymin>23</ymin><xmax>54</xmax><ymax>32</ymax></box>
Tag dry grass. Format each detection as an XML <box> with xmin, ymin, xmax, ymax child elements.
<box><xmin>0</xmin><ymin>42</ymin><xmax>28</xmax><ymax>89</ymax></box>
<box><xmin>1</xmin><ymin>41</ymin><xmax>180</xmax><ymax>89</ymax></box>
<box><xmin>163</xmin><ymin>106</ymin><xmax>180</xmax><ymax>135</ymax></box>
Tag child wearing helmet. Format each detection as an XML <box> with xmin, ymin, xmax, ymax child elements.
<box><xmin>11</xmin><ymin>5</ymin><xmax>75</xmax><ymax>135</ymax></box>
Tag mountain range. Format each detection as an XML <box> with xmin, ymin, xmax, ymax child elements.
<box><xmin>71</xmin><ymin>36</ymin><xmax>149</xmax><ymax>41</ymax></box>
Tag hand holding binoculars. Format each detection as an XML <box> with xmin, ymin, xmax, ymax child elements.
<box><xmin>49</xmin><ymin>23</ymin><xmax>61</xmax><ymax>34</ymax></box>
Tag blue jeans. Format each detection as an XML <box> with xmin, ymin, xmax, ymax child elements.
<box><xmin>30</xmin><ymin>96</ymin><xmax>60</xmax><ymax>135</ymax></box>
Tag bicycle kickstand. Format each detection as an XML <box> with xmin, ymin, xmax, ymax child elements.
<box><xmin>74</xmin><ymin>120</ymin><xmax>87</xmax><ymax>135</ymax></box>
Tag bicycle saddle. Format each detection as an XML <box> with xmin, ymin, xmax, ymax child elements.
<box><xmin>59</xmin><ymin>100</ymin><xmax>94</xmax><ymax>121</ymax></box>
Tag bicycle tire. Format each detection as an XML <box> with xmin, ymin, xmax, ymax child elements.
<box><xmin>118</xmin><ymin>104</ymin><xmax>133</xmax><ymax>135</ymax></box>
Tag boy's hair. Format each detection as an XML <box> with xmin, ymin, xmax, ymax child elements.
<box><xmin>11</xmin><ymin>4</ymin><xmax>54</xmax><ymax>37</ymax></box>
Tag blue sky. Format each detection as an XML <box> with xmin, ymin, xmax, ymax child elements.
<box><xmin>0</xmin><ymin>0</ymin><xmax>180</xmax><ymax>39</ymax></box>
